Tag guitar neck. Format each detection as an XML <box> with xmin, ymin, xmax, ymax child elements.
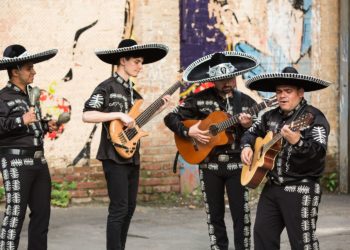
<box><xmin>215</xmin><ymin>101</ymin><xmax>268</xmax><ymax>133</ymax></box>
<box><xmin>262</xmin><ymin>133</ymin><xmax>283</xmax><ymax>155</ymax></box>
<box><xmin>260</xmin><ymin>113</ymin><xmax>312</xmax><ymax>154</ymax></box>
<box><xmin>135</xmin><ymin>81</ymin><xmax>182</xmax><ymax>128</ymax></box>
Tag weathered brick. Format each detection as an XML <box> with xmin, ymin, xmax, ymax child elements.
<box><xmin>89</xmin><ymin>189</ymin><xmax>108</xmax><ymax>197</ymax></box>
<box><xmin>153</xmin><ymin>185</ymin><xmax>171</xmax><ymax>193</ymax></box>
<box><xmin>71</xmin><ymin>197</ymin><xmax>93</xmax><ymax>204</ymax></box>
<box><xmin>139</xmin><ymin>178</ymin><xmax>162</xmax><ymax>186</ymax></box>
<box><xmin>77</xmin><ymin>182</ymin><xmax>97</xmax><ymax>190</ymax></box>
<box><xmin>69</xmin><ymin>190</ymin><xmax>89</xmax><ymax>198</ymax></box>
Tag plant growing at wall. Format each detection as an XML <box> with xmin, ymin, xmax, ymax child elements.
<box><xmin>51</xmin><ymin>181</ymin><xmax>77</xmax><ymax>207</ymax></box>
<box><xmin>321</xmin><ymin>172</ymin><xmax>338</xmax><ymax>192</ymax></box>
<box><xmin>0</xmin><ymin>187</ymin><xmax>4</xmax><ymax>201</ymax></box>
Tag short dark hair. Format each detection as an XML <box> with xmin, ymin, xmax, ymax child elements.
<box><xmin>115</xmin><ymin>56</ymin><xmax>131</xmax><ymax>66</ymax></box>
<box><xmin>7</xmin><ymin>67</ymin><xmax>16</xmax><ymax>79</ymax></box>
<box><xmin>7</xmin><ymin>64</ymin><xmax>24</xmax><ymax>79</ymax></box>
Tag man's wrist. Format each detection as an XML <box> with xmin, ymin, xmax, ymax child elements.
<box><xmin>240</xmin><ymin>144</ymin><xmax>252</xmax><ymax>150</ymax></box>
<box><xmin>293</xmin><ymin>138</ymin><xmax>304</xmax><ymax>147</ymax></box>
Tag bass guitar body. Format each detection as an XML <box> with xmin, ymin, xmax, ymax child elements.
<box><xmin>241</xmin><ymin>131</ymin><xmax>281</xmax><ymax>188</ymax></box>
<box><xmin>109</xmin><ymin>100</ymin><xmax>149</xmax><ymax>159</ymax></box>
<box><xmin>175</xmin><ymin>111</ymin><xmax>232</xmax><ymax>164</ymax></box>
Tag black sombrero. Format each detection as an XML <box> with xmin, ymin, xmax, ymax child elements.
<box><xmin>246</xmin><ymin>67</ymin><xmax>331</xmax><ymax>92</ymax></box>
<box><xmin>0</xmin><ymin>44</ymin><xmax>58</xmax><ymax>70</ymax></box>
<box><xmin>183</xmin><ymin>51</ymin><xmax>259</xmax><ymax>84</ymax></box>
<box><xmin>95</xmin><ymin>39</ymin><xmax>168</xmax><ymax>65</ymax></box>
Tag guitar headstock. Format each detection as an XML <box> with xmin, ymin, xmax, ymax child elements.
<box><xmin>290</xmin><ymin>112</ymin><xmax>314</xmax><ymax>131</ymax></box>
<box><xmin>264</xmin><ymin>95</ymin><xmax>278</xmax><ymax>107</ymax></box>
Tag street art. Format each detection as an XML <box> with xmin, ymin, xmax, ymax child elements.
<box><xmin>179</xmin><ymin>0</ymin><xmax>314</xmax><ymax>187</ymax></box>
<box><xmin>69</xmin><ymin>0</ymin><xmax>134</xmax><ymax>167</ymax></box>
<box><xmin>180</xmin><ymin>0</ymin><xmax>313</xmax><ymax>99</ymax></box>
<box><xmin>65</xmin><ymin>20</ymin><xmax>101</xmax><ymax>166</ymax></box>
<box><xmin>63</xmin><ymin>20</ymin><xmax>98</xmax><ymax>82</ymax></box>
<box><xmin>67</xmin><ymin>124</ymin><xmax>98</xmax><ymax>167</ymax></box>
<box><xmin>40</xmin><ymin>89</ymin><xmax>71</xmax><ymax>140</ymax></box>
<box><xmin>41</xmin><ymin>20</ymin><xmax>98</xmax><ymax>142</ymax></box>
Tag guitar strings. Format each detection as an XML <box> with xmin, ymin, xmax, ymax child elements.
<box><xmin>123</xmin><ymin>82</ymin><xmax>181</xmax><ymax>140</ymax></box>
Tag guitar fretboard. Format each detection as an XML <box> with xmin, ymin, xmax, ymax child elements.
<box><xmin>136</xmin><ymin>81</ymin><xmax>182</xmax><ymax>128</ymax></box>
<box><xmin>261</xmin><ymin>113</ymin><xmax>313</xmax><ymax>155</ymax></box>
<box><xmin>262</xmin><ymin>134</ymin><xmax>283</xmax><ymax>155</ymax></box>
<box><xmin>214</xmin><ymin>101</ymin><xmax>269</xmax><ymax>133</ymax></box>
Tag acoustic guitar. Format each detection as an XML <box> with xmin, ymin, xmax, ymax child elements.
<box><xmin>109</xmin><ymin>80</ymin><xmax>183</xmax><ymax>159</ymax></box>
<box><xmin>174</xmin><ymin>96</ymin><xmax>278</xmax><ymax>164</ymax></box>
<box><xmin>240</xmin><ymin>112</ymin><xmax>314</xmax><ymax>188</ymax></box>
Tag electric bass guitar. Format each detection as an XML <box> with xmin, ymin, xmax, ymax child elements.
<box><xmin>240</xmin><ymin>112</ymin><xmax>314</xmax><ymax>188</ymax></box>
<box><xmin>174</xmin><ymin>96</ymin><xmax>278</xmax><ymax>164</ymax></box>
<box><xmin>109</xmin><ymin>80</ymin><xmax>183</xmax><ymax>159</ymax></box>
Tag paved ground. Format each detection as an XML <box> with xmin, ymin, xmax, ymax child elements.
<box><xmin>10</xmin><ymin>194</ymin><xmax>350</xmax><ymax>250</ymax></box>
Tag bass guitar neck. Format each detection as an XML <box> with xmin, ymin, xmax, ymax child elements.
<box><xmin>109</xmin><ymin>80</ymin><xmax>183</xmax><ymax>159</ymax></box>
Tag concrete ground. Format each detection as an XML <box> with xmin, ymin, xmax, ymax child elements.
<box><xmin>10</xmin><ymin>194</ymin><xmax>350</xmax><ymax>250</ymax></box>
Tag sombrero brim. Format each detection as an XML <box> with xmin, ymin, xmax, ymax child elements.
<box><xmin>183</xmin><ymin>51</ymin><xmax>259</xmax><ymax>84</ymax></box>
<box><xmin>0</xmin><ymin>49</ymin><xmax>58</xmax><ymax>70</ymax></box>
<box><xmin>95</xmin><ymin>43</ymin><xmax>168</xmax><ymax>65</ymax></box>
<box><xmin>245</xmin><ymin>73</ymin><xmax>331</xmax><ymax>92</ymax></box>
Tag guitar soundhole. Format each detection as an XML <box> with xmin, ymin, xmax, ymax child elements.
<box><xmin>209</xmin><ymin>125</ymin><xmax>219</xmax><ymax>136</ymax></box>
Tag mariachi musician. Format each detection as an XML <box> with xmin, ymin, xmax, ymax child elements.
<box><xmin>240</xmin><ymin>66</ymin><xmax>331</xmax><ymax>250</ymax></box>
<box><xmin>0</xmin><ymin>44</ymin><xmax>59</xmax><ymax>250</ymax></box>
<box><xmin>82</xmin><ymin>39</ymin><xmax>170</xmax><ymax>250</ymax></box>
<box><xmin>164</xmin><ymin>51</ymin><xmax>259</xmax><ymax>250</ymax></box>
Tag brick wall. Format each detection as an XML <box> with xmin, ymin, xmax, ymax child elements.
<box><xmin>0</xmin><ymin>0</ymin><xmax>344</xmax><ymax>202</ymax></box>
<box><xmin>49</xmin><ymin>158</ymin><xmax>180</xmax><ymax>204</ymax></box>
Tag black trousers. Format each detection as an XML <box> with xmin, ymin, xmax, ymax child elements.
<box><xmin>199</xmin><ymin>164</ymin><xmax>251</xmax><ymax>250</ymax></box>
<box><xmin>254</xmin><ymin>181</ymin><xmax>321</xmax><ymax>250</ymax></box>
<box><xmin>0</xmin><ymin>153</ymin><xmax>51</xmax><ymax>250</ymax></box>
<box><xmin>102</xmin><ymin>160</ymin><xmax>139</xmax><ymax>250</ymax></box>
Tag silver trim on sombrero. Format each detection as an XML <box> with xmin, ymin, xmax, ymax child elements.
<box><xmin>183</xmin><ymin>51</ymin><xmax>259</xmax><ymax>84</ymax></box>
<box><xmin>207</xmin><ymin>63</ymin><xmax>237</xmax><ymax>77</ymax></box>
<box><xmin>95</xmin><ymin>43</ymin><xmax>169</xmax><ymax>55</ymax></box>
<box><xmin>245</xmin><ymin>73</ymin><xmax>331</xmax><ymax>91</ymax></box>
<box><xmin>0</xmin><ymin>49</ymin><xmax>58</xmax><ymax>67</ymax></box>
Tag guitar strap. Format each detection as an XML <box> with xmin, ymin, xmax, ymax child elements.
<box><xmin>172</xmin><ymin>151</ymin><xmax>180</xmax><ymax>173</ymax></box>
<box><xmin>284</xmin><ymin>101</ymin><xmax>308</xmax><ymax>128</ymax></box>
<box><xmin>278</xmin><ymin>101</ymin><xmax>308</xmax><ymax>149</ymax></box>
<box><xmin>232</xmin><ymin>89</ymin><xmax>242</xmax><ymax>114</ymax></box>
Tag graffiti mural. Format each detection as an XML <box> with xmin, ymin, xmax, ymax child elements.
<box><xmin>69</xmin><ymin>0</ymin><xmax>135</xmax><ymax>166</ymax></box>
<box><xmin>180</xmin><ymin>0</ymin><xmax>313</xmax><ymax>99</ymax></box>
<box><xmin>179</xmin><ymin>0</ymin><xmax>315</xmax><ymax>186</ymax></box>
<box><xmin>65</xmin><ymin>21</ymin><xmax>101</xmax><ymax>166</ymax></box>
<box><xmin>63</xmin><ymin>20</ymin><xmax>98</xmax><ymax>82</ymax></box>
<box><xmin>40</xmin><ymin>89</ymin><xmax>71</xmax><ymax>140</ymax></box>
<box><xmin>42</xmin><ymin>20</ymin><xmax>98</xmax><ymax>142</ymax></box>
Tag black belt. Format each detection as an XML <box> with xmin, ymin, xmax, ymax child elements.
<box><xmin>268</xmin><ymin>177</ymin><xmax>317</xmax><ymax>186</ymax></box>
<box><xmin>0</xmin><ymin>148</ymin><xmax>44</xmax><ymax>158</ymax></box>
<box><xmin>204</xmin><ymin>153</ymin><xmax>241</xmax><ymax>163</ymax></box>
